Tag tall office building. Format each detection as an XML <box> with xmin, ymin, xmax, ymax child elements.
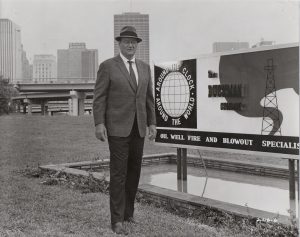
<box><xmin>213</xmin><ymin>42</ymin><xmax>249</xmax><ymax>53</ymax></box>
<box><xmin>21</xmin><ymin>44</ymin><xmax>32</xmax><ymax>81</ymax></box>
<box><xmin>57</xmin><ymin>42</ymin><xmax>98</xmax><ymax>82</ymax></box>
<box><xmin>0</xmin><ymin>19</ymin><xmax>22</xmax><ymax>83</ymax></box>
<box><xmin>33</xmin><ymin>55</ymin><xmax>57</xmax><ymax>82</ymax></box>
<box><xmin>82</xmin><ymin>50</ymin><xmax>98</xmax><ymax>80</ymax></box>
<box><xmin>114</xmin><ymin>12</ymin><xmax>149</xmax><ymax>64</ymax></box>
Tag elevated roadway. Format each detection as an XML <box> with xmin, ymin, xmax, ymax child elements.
<box><xmin>14</xmin><ymin>82</ymin><xmax>95</xmax><ymax>93</ymax></box>
<box><xmin>13</xmin><ymin>92</ymin><xmax>94</xmax><ymax>100</ymax></box>
<box><xmin>13</xmin><ymin>82</ymin><xmax>96</xmax><ymax>116</ymax></box>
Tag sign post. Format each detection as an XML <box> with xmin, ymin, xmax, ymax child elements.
<box><xmin>177</xmin><ymin>148</ymin><xmax>187</xmax><ymax>181</ymax></box>
<box><xmin>177</xmin><ymin>148</ymin><xmax>182</xmax><ymax>180</ymax></box>
<box><xmin>182</xmin><ymin>148</ymin><xmax>187</xmax><ymax>180</ymax></box>
<box><xmin>289</xmin><ymin>159</ymin><xmax>296</xmax><ymax>199</ymax></box>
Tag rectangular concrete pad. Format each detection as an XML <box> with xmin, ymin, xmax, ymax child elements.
<box><xmin>39</xmin><ymin>159</ymin><xmax>292</xmax><ymax>225</ymax></box>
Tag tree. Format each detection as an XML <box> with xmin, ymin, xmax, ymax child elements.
<box><xmin>0</xmin><ymin>76</ymin><xmax>19</xmax><ymax>115</ymax></box>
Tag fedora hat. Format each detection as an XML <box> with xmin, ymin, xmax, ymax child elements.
<box><xmin>115</xmin><ymin>26</ymin><xmax>142</xmax><ymax>43</ymax></box>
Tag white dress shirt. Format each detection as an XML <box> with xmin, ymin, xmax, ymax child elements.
<box><xmin>120</xmin><ymin>53</ymin><xmax>139</xmax><ymax>85</ymax></box>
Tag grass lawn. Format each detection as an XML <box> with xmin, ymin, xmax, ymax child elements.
<box><xmin>0</xmin><ymin>114</ymin><xmax>291</xmax><ymax>236</ymax></box>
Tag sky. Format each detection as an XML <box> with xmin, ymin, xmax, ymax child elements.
<box><xmin>1</xmin><ymin>0</ymin><xmax>299</xmax><ymax>64</ymax></box>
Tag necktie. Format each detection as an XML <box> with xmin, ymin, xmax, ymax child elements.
<box><xmin>128</xmin><ymin>61</ymin><xmax>137</xmax><ymax>90</ymax></box>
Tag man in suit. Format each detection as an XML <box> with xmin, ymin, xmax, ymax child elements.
<box><xmin>93</xmin><ymin>26</ymin><xmax>157</xmax><ymax>235</ymax></box>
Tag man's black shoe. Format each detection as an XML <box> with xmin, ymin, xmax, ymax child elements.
<box><xmin>111</xmin><ymin>222</ymin><xmax>128</xmax><ymax>235</ymax></box>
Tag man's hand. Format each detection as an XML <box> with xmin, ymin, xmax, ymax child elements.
<box><xmin>95</xmin><ymin>123</ymin><xmax>107</xmax><ymax>142</ymax></box>
<box><xmin>148</xmin><ymin>125</ymin><xmax>157</xmax><ymax>141</ymax></box>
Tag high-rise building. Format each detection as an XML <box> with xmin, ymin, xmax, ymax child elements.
<box><xmin>82</xmin><ymin>50</ymin><xmax>98</xmax><ymax>80</ymax></box>
<box><xmin>21</xmin><ymin>44</ymin><xmax>32</xmax><ymax>81</ymax></box>
<box><xmin>212</xmin><ymin>42</ymin><xmax>249</xmax><ymax>53</ymax></box>
<box><xmin>29</xmin><ymin>64</ymin><xmax>33</xmax><ymax>80</ymax></box>
<box><xmin>33</xmin><ymin>55</ymin><xmax>57</xmax><ymax>82</ymax></box>
<box><xmin>0</xmin><ymin>19</ymin><xmax>22</xmax><ymax>83</ymax></box>
<box><xmin>57</xmin><ymin>42</ymin><xmax>98</xmax><ymax>82</ymax></box>
<box><xmin>114</xmin><ymin>12</ymin><xmax>149</xmax><ymax>64</ymax></box>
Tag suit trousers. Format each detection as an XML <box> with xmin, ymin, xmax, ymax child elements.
<box><xmin>108</xmin><ymin>119</ymin><xmax>145</xmax><ymax>224</ymax></box>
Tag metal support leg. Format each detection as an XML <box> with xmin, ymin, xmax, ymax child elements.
<box><xmin>177</xmin><ymin>148</ymin><xmax>188</xmax><ymax>192</ymax></box>
<box><xmin>177</xmin><ymin>148</ymin><xmax>182</xmax><ymax>180</ymax></box>
<box><xmin>182</xmin><ymin>148</ymin><xmax>187</xmax><ymax>181</ymax></box>
<box><xmin>297</xmin><ymin>160</ymin><xmax>299</xmax><ymax>201</ymax></box>
<box><xmin>289</xmin><ymin>159</ymin><xmax>296</xmax><ymax>200</ymax></box>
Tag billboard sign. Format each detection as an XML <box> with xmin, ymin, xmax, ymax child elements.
<box><xmin>154</xmin><ymin>44</ymin><xmax>299</xmax><ymax>156</ymax></box>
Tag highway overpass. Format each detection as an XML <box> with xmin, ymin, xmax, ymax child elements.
<box><xmin>13</xmin><ymin>82</ymin><xmax>95</xmax><ymax>116</ymax></box>
<box><xmin>14</xmin><ymin>82</ymin><xmax>95</xmax><ymax>93</ymax></box>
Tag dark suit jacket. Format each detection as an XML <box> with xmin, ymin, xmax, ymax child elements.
<box><xmin>93</xmin><ymin>55</ymin><xmax>156</xmax><ymax>137</ymax></box>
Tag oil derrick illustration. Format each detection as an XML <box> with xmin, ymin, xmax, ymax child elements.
<box><xmin>261</xmin><ymin>58</ymin><xmax>282</xmax><ymax>136</ymax></box>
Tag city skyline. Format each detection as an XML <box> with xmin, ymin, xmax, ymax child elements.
<box><xmin>1</xmin><ymin>0</ymin><xmax>298</xmax><ymax>66</ymax></box>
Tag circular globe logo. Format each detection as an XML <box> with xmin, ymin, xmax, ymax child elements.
<box><xmin>155</xmin><ymin>60</ymin><xmax>197</xmax><ymax>128</ymax></box>
<box><xmin>160</xmin><ymin>72</ymin><xmax>190</xmax><ymax>117</ymax></box>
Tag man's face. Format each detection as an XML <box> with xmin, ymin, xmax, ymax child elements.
<box><xmin>119</xmin><ymin>38</ymin><xmax>138</xmax><ymax>59</ymax></box>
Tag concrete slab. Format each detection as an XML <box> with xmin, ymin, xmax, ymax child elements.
<box><xmin>39</xmin><ymin>154</ymin><xmax>296</xmax><ymax>225</ymax></box>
